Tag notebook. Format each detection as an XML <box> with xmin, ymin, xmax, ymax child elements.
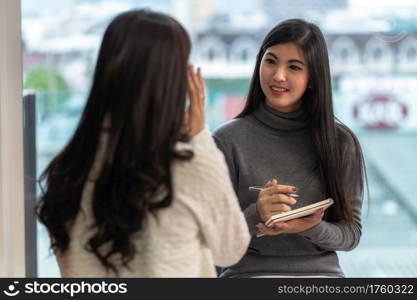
<box><xmin>265</xmin><ymin>198</ymin><xmax>334</xmax><ymax>227</ymax></box>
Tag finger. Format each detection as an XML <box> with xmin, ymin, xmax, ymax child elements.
<box><xmin>300</xmin><ymin>209</ymin><xmax>323</xmax><ymax>222</ymax></box>
<box><xmin>256</xmin><ymin>223</ymin><xmax>270</xmax><ymax>233</ymax></box>
<box><xmin>269</xmin><ymin>203</ymin><xmax>292</xmax><ymax>213</ymax></box>
<box><xmin>196</xmin><ymin>67</ymin><xmax>205</xmax><ymax>106</ymax></box>
<box><xmin>273</xmin><ymin>222</ymin><xmax>287</xmax><ymax>229</ymax></box>
<box><xmin>312</xmin><ymin>208</ymin><xmax>325</xmax><ymax>218</ymax></box>
<box><xmin>190</xmin><ymin>65</ymin><xmax>200</xmax><ymax>98</ymax></box>
<box><xmin>189</xmin><ymin>66</ymin><xmax>204</xmax><ymax>113</ymax></box>
<box><xmin>264</xmin><ymin>180</ymin><xmax>271</xmax><ymax>188</ymax></box>
<box><xmin>187</xmin><ymin>65</ymin><xmax>197</xmax><ymax>98</ymax></box>
<box><xmin>268</xmin><ymin>194</ymin><xmax>297</xmax><ymax>205</ymax></box>
<box><xmin>265</xmin><ymin>184</ymin><xmax>297</xmax><ymax>196</ymax></box>
<box><xmin>196</xmin><ymin>67</ymin><xmax>204</xmax><ymax>91</ymax></box>
<box><xmin>256</xmin><ymin>223</ymin><xmax>283</xmax><ymax>235</ymax></box>
<box><xmin>264</xmin><ymin>178</ymin><xmax>278</xmax><ymax>188</ymax></box>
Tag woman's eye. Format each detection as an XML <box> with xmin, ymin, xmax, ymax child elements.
<box><xmin>290</xmin><ymin>65</ymin><xmax>302</xmax><ymax>71</ymax></box>
<box><xmin>265</xmin><ymin>58</ymin><xmax>276</xmax><ymax>64</ymax></box>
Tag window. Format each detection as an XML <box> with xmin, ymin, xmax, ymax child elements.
<box><xmin>21</xmin><ymin>0</ymin><xmax>417</xmax><ymax>277</ymax></box>
<box><xmin>398</xmin><ymin>37</ymin><xmax>417</xmax><ymax>72</ymax></box>
<box><xmin>331</xmin><ymin>36</ymin><xmax>361</xmax><ymax>73</ymax></box>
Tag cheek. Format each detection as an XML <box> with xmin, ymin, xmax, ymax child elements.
<box><xmin>294</xmin><ymin>75</ymin><xmax>309</xmax><ymax>92</ymax></box>
<box><xmin>259</xmin><ymin>65</ymin><xmax>270</xmax><ymax>87</ymax></box>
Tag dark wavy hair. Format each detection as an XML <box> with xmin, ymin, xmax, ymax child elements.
<box><xmin>238</xmin><ymin>19</ymin><xmax>366</xmax><ymax>223</ymax></box>
<box><xmin>37</xmin><ymin>9</ymin><xmax>192</xmax><ymax>274</ymax></box>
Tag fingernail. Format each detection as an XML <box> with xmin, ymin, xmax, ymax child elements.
<box><xmin>292</xmin><ymin>187</ymin><xmax>297</xmax><ymax>193</ymax></box>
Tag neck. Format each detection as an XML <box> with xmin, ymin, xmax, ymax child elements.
<box><xmin>251</xmin><ymin>100</ymin><xmax>307</xmax><ymax>132</ymax></box>
<box><xmin>265</xmin><ymin>99</ymin><xmax>302</xmax><ymax>114</ymax></box>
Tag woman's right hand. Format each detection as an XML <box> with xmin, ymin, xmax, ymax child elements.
<box><xmin>185</xmin><ymin>65</ymin><xmax>205</xmax><ymax>137</ymax></box>
<box><xmin>256</xmin><ymin>179</ymin><xmax>297</xmax><ymax>222</ymax></box>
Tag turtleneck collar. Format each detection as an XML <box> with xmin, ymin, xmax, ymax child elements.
<box><xmin>251</xmin><ymin>101</ymin><xmax>308</xmax><ymax>132</ymax></box>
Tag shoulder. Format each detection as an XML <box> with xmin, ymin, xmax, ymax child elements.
<box><xmin>335</xmin><ymin>122</ymin><xmax>363</xmax><ymax>163</ymax></box>
<box><xmin>172</xmin><ymin>137</ymin><xmax>235</xmax><ymax>214</ymax></box>
<box><xmin>213</xmin><ymin>117</ymin><xmax>252</xmax><ymax>140</ymax></box>
<box><xmin>212</xmin><ymin>117</ymin><xmax>254</xmax><ymax>150</ymax></box>
<box><xmin>174</xmin><ymin>130</ymin><xmax>230</xmax><ymax>186</ymax></box>
<box><xmin>336</xmin><ymin>122</ymin><xmax>360</xmax><ymax>149</ymax></box>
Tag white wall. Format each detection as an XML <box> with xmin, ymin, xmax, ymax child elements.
<box><xmin>0</xmin><ymin>0</ymin><xmax>25</xmax><ymax>277</ymax></box>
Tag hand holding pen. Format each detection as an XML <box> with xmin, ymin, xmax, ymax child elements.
<box><xmin>249</xmin><ymin>186</ymin><xmax>299</xmax><ymax>198</ymax></box>
<box><xmin>250</xmin><ymin>179</ymin><xmax>298</xmax><ymax>223</ymax></box>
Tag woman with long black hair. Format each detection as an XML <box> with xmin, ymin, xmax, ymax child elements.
<box><xmin>213</xmin><ymin>19</ymin><xmax>366</xmax><ymax>277</ymax></box>
<box><xmin>37</xmin><ymin>9</ymin><xmax>250</xmax><ymax>277</ymax></box>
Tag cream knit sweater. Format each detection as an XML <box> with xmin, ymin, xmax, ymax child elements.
<box><xmin>56</xmin><ymin>127</ymin><xmax>250</xmax><ymax>277</ymax></box>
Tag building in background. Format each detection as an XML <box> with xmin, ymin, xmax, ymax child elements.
<box><xmin>21</xmin><ymin>0</ymin><xmax>417</xmax><ymax>277</ymax></box>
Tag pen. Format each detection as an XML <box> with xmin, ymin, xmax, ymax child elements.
<box><xmin>248</xmin><ymin>186</ymin><xmax>299</xmax><ymax>198</ymax></box>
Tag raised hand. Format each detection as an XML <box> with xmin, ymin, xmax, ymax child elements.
<box><xmin>185</xmin><ymin>65</ymin><xmax>205</xmax><ymax>137</ymax></box>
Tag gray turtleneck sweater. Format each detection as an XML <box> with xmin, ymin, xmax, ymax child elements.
<box><xmin>213</xmin><ymin>102</ymin><xmax>363</xmax><ymax>277</ymax></box>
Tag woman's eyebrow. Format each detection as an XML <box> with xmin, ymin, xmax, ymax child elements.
<box><xmin>265</xmin><ymin>52</ymin><xmax>278</xmax><ymax>60</ymax></box>
<box><xmin>265</xmin><ymin>52</ymin><xmax>305</xmax><ymax>65</ymax></box>
<box><xmin>288</xmin><ymin>59</ymin><xmax>305</xmax><ymax>65</ymax></box>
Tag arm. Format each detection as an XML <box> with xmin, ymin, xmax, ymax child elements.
<box><xmin>298</xmin><ymin>135</ymin><xmax>363</xmax><ymax>251</ymax></box>
<box><xmin>213</xmin><ymin>136</ymin><xmax>295</xmax><ymax>238</ymax></box>
<box><xmin>195</xmin><ymin>130</ymin><xmax>250</xmax><ymax>267</ymax></box>
<box><xmin>186</xmin><ymin>67</ymin><xmax>249</xmax><ymax>267</ymax></box>
<box><xmin>256</xmin><ymin>131</ymin><xmax>364</xmax><ymax>251</ymax></box>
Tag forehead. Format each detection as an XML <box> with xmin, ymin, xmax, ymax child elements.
<box><xmin>264</xmin><ymin>43</ymin><xmax>305</xmax><ymax>62</ymax></box>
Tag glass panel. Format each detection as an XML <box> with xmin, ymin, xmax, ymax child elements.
<box><xmin>22</xmin><ymin>0</ymin><xmax>417</xmax><ymax>277</ymax></box>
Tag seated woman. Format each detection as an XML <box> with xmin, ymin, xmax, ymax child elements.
<box><xmin>214</xmin><ymin>19</ymin><xmax>366</xmax><ymax>278</ymax></box>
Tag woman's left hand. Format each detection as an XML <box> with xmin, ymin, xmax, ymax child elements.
<box><xmin>255</xmin><ymin>208</ymin><xmax>325</xmax><ymax>236</ymax></box>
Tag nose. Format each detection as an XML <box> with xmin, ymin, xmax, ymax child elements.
<box><xmin>273</xmin><ymin>67</ymin><xmax>286</xmax><ymax>82</ymax></box>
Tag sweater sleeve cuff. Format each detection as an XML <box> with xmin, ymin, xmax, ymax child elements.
<box><xmin>243</xmin><ymin>203</ymin><xmax>262</xmax><ymax>236</ymax></box>
<box><xmin>298</xmin><ymin>221</ymin><xmax>327</xmax><ymax>241</ymax></box>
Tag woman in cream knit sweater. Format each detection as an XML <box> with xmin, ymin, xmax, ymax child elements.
<box><xmin>37</xmin><ymin>9</ymin><xmax>250</xmax><ymax>277</ymax></box>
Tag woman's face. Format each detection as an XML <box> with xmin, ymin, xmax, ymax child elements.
<box><xmin>259</xmin><ymin>42</ymin><xmax>309</xmax><ymax>113</ymax></box>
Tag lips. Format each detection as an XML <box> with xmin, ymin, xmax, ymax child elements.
<box><xmin>271</xmin><ymin>86</ymin><xmax>288</xmax><ymax>92</ymax></box>
<box><xmin>270</xmin><ymin>85</ymin><xmax>289</xmax><ymax>96</ymax></box>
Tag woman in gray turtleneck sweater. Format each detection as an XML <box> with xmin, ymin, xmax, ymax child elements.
<box><xmin>213</xmin><ymin>19</ymin><xmax>366</xmax><ymax>278</ymax></box>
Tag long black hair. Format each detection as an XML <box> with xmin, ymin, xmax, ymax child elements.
<box><xmin>37</xmin><ymin>9</ymin><xmax>192</xmax><ymax>274</ymax></box>
<box><xmin>238</xmin><ymin>19</ymin><xmax>366</xmax><ymax>223</ymax></box>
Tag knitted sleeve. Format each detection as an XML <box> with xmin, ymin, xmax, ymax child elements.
<box><xmin>191</xmin><ymin>128</ymin><xmax>250</xmax><ymax>266</ymax></box>
<box><xmin>298</xmin><ymin>129</ymin><xmax>363</xmax><ymax>251</ymax></box>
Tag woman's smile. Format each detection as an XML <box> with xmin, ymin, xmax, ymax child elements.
<box><xmin>259</xmin><ymin>42</ymin><xmax>309</xmax><ymax>113</ymax></box>
<box><xmin>270</xmin><ymin>85</ymin><xmax>290</xmax><ymax>96</ymax></box>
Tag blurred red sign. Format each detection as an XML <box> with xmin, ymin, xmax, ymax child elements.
<box><xmin>353</xmin><ymin>95</ymin><xmax>408</xmax><ymax>129</ymax></box>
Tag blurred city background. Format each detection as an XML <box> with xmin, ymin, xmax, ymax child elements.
<box><xmin>21</xmin><ymin>0</ymin><xmax>417</xmax><ymax>277</ymax></box>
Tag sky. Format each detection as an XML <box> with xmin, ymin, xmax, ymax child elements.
<box><xmin>22</xmin><ymin>0</ymin><xmax>417</xmax><ymax>16</ymax></box>
<box><xmin>350</xmin><ymin>0</ymin><xmax>417</xmax><ymax>7</ymax></box>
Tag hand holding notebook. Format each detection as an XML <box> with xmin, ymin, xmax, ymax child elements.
<box><xmin>264</xmin><ymin>198</ymin><xmax>333</xmax><ymax>227</ymax></box>
<box><xmin>255</xmin><ymin>198</ymin><xmax>333</xmax><ymax>237</ymax></box>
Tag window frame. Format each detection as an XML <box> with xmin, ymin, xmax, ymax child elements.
<box><xmin>0</xmin><ymin>0</ymin><xmax>25</xmax><ymax>277</ymax></box>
